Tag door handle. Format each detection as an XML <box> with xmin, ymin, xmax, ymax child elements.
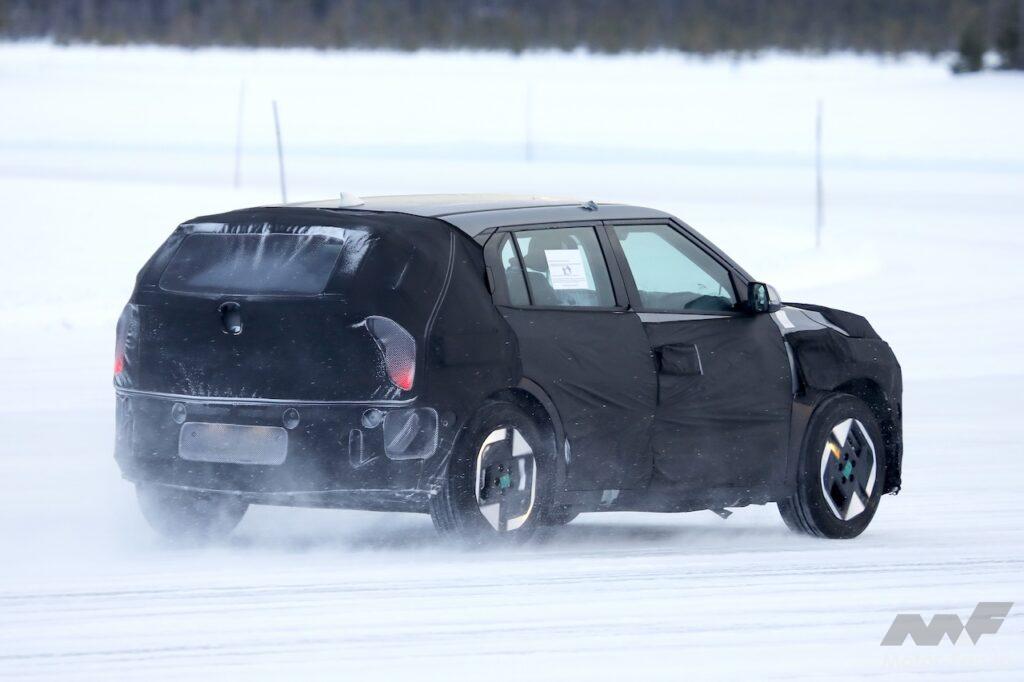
<box><xmin>656</xmin><ymin>344</ymin><xmax>703</xmax><ymax>376</ymax></box>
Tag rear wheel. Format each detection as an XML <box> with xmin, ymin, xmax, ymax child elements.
<box><xmin>778</xmin><ymin>395</ymin><xmax>886</xmax><ymax>539</ymax></box>
<box><xmin>430</xmin><ymin>401</ymin><xmax>554</xmax><ymax>543</ymax></box>
<box><xmin>136</xmin><ymin>484</ymin><xmax>248</xmax><ymax>542</ymax></box>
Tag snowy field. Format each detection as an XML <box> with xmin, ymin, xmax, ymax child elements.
<box><xmin>0</xmin><ymin>43</ymin><xmax>1023</xmax><ymax>679</ymax></box>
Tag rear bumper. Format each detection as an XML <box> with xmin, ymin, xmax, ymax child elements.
<box><xmin>114</xmin><ymin>389</ymin><xmax>445</xmax><ymax>511</ymax></box>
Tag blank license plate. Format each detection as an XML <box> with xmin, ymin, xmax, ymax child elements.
<box><xmin>178</xmin><ymin>422</ymin><xmax>288</xmax><ymax>465</ymax></box>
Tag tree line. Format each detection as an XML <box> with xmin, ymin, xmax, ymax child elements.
<box><xmin>1</xmin><ymin>0</ymin><xmax>1021</xmax><ymax>69</ymax></box>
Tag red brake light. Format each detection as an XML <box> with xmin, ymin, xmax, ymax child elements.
<box><xmin>364</xmin><ymin>316</ymin><xmax>416</xmax><ymax>392</ymax></box>
<box><xmin>114</xmin><ymin>315</ymin><xmax>127</xmax><ymax>376</ymax></box>
<box><xmin>391</xmin><ymin>365</ymin><xmax>414</xmax><ymax>392</ymax></box>
<box><xmin>114</xmin><ymin>304</ymin><xmax>138</xmax><ymax>383</ymax></box>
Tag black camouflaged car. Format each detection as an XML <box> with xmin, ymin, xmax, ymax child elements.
<box><xmin>114</xmin><ymin>194</ymin><xmax>902</xmax><ymax>541</ymax></box>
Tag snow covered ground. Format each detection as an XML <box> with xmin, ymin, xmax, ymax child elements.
<box><xmin>0</xmin><ymin>44</ymin><xmax>1022</xmax><ymax>679</ymax></box>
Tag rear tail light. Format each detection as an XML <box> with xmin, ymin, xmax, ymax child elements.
<box><xmin>114</xmin><ymin>313</ymin><xmax>127</xmax><ymax>375</ymax></box>
<box><xmin>114</xmin><ymin>304</ymin><xmax>139</xmax><ymax>385</ymax></box>
<box><xmin>363</xmin><ymin>316</ymin><xmax>416</xmax><ymax>391</ymax></box>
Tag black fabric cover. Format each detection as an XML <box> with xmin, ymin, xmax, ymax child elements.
<box><xmin>658</xmin><ymin>343</ymin><xmax>703</xmax><ymax>376</ymax></box>
<box><xmin>419</xmin><ymin>230</ymin><xmax>521</xmax><ymax>484</ymax></box>
<box><xmin>497</xmin><ymin>307</ymin><xmax>658</xmax><ymax>491</ymax></box>
<box><xmin>785</xmin><ymin>325</ymin><xmax>903</xmax><ymax>493</ymax></box>
<box><xmin>787</xmin><ymin>330</ymin><xmax>898</xmax><ymax>395</ymax></box>
<box><xmin>642</xmin><ymin>315</ymin><xmax>794</xmax><ymax>491</ymax></box>
<box><xmin>787</xmin><ymin>302</ymin><xmax>879</xmax><ymax>339</ymax></box>
<box><xmin>125</xmin><ymin>208</ymin><xmax>453</xmax><ymax>402</ymax></box>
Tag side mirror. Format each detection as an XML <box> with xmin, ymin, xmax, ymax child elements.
<box><xmin>746</xmin><ymin>281</ymin><xmax>779</xmax><ymax>313</ymax></box>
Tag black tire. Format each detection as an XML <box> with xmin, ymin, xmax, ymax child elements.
<box><xmin>136</xmin><ymin>484</ymin><xmax>248</xmax><ymax>542</ymax></box>
<box><xmin>430</xmin><ymin>400</ymin><xmax>554</xmax><ymax>543</ymax></box>
<box><xmin>778</xmin><ymin>395</ymin><xmax>886</xmax><ymax>539</ymax></box>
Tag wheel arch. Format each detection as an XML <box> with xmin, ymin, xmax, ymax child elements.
<box><xmin>833</xmin><ymin>378</ymin><xmax>902</xmax><ymax>494</ymax></box>
<box><xmin>485</xmin><ymin>379</ymin><xmax>567</xmax><ymax>490</ymax></box>
<box><xmin>785</xmin><ymin>329</ymin><xmax>902</xmax><ymax>493</ymax></box>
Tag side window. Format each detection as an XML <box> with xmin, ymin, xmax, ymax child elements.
<box><xmin>498</xmin><ymin>233</ymin><xmax>530</xmax><ymax>306</ymax></box>
<box><xmin>613</xmin><ymin>224</ymin><xmax>736</xmax><ymax>312</ymax></box>
<box><xmin>512</xmin><ymin>226</ymin><xmax>615</xmax><ymax>308</ymax></box>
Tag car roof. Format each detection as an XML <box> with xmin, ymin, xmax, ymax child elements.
<box><xmin>285</xmin><ymin>194</ymin><xmax>674</xmax><ymax>237</ymax></box>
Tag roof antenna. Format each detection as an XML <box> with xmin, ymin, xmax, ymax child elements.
<box><xmin>581</xmin><ymin>200</ymin><xmax>598</xmax><ymax>211</ymax></box>
<box><xmin>338</xmin><ymin>192</ymin><xmax>365</xmax><ymax>207</ymax></box>
<box><xmin>272</xmin><ymin>100</ymin><xmax>287</xmax><ymax>203</ymax></box>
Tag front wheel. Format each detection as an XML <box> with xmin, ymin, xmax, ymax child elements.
<box><xmin>778</xmin><ymin>395</ymin><xmax>886</xmax><ymax>539</ymax></box>
<box><xmin>136</xmin><ymin>484</ymin><xmax>248</xmax><ymax>542</ymax></box>
<box><xmin>429</xmin><ymin>401</ymin><xmax>554</xmax><ymax>543</ymax></box>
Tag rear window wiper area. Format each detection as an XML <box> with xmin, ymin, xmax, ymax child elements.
<box><xmin>158</xmin><ymin>232</ymin><xmax>346</xmax><ymax>296</ymax></box>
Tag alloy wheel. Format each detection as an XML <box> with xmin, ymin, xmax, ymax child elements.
<box><xmin>474</xmin><ymin>427</ymin><xmax>537</xmax><ymax>532</ymax></box>
<box><xmin>819</xmin><ymin>418</ymin><xmax>877</xmax><ymax>520</ymax></box>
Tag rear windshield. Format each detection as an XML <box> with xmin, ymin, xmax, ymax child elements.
<box><xmin>159</xmin><ymin>233</ymin><xmax>345</xmax><ymax>296</ymax></box>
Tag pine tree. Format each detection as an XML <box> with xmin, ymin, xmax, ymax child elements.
<box><xmin>953</xmin><ymin>16</ymin><xmax>985</xmax><ymax>72</ymax></box>
<box><xmin>994</xmin><ymin>0</ymin><xmax>1022</xmax><ymax>68</ymax></box>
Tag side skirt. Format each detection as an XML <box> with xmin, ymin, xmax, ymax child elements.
<box><xmin>554</xmin><ymin>483</ymin><xmax>776</xmax><ymax>515</ymax></box>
